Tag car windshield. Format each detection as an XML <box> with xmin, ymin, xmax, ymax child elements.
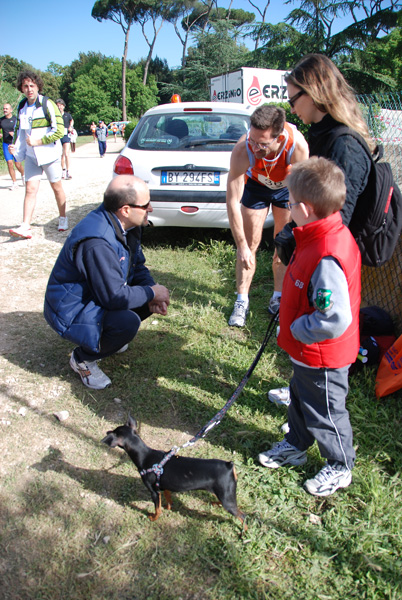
<box><xmin>127</xmin><ymin>112</ymin><xmax>249</xmax><ymax>151</ymax></box>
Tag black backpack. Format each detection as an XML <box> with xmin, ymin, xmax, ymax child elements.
<box><xmin>325</xmin><ymin>126</ymin><xmax>402</xmax><ymax>267</ymax></box>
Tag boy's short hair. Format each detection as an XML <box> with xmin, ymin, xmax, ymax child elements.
<box><xmin>286</xmin><ymin>157</ymin><xmax>346</xmax><ymax>218</ymax></box>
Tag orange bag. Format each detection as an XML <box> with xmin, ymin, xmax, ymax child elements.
<box><xmin>375</xmin><ymin>334</ymin><xmax>402</xmax><ymax>398</ymax></box>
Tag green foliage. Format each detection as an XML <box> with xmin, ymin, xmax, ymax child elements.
<box><xmin>91</xmin><ymin>0</ymin><xmax>148</xmax><ymax>28</ymax></box>
<box><xmin>284</xmin><ymin>0</ymin><xmax>352</xmax><ymax>54</ymax></box>
<box><xmin>248</xmin><ymin>22</ymin><xmax>311</xmax><ymax>70</ymax></box>
<box><xmin>167</xmin><ymin>24</ymin><xmax>250</xmax><ymax>101</ymax></box>
<box><xmin>40</xmin><ymin>71</ymin><xmax>60</xmax><ymax>101</ymax></box>
<box><xmin>66</xmin><ymin>54</ymin><xmax>158</xmax><ymax>128</ymax></box>
<box><xmin>139</xmin><ymin>55</ymin><xmax>175</xmax><ymax>104</ymax></box>
<box><xmin>123</xmin><ymin>119</ymin><xmax>138</xmax><ymax>140</ymax></box>
<box><xmin>0</xmin><ymin>79</ymin><xmax>22</xmax><ymax>112</ymax></box>
<box><xmin>0</xmin><ymin>54</ymin><xmax>34</xmax><ymax>87</ymax></box>
<box><xmin>269</xmin><ymin>101</ymin><xmax>311</xmax><ymax>140</ymax></box>
<box><xmin>127</xmin><ymin>66</ymin><xmax>159</xmax><ymax>116</ymax></box>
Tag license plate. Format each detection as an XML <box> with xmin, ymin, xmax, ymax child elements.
<box><xmin>161</xmin><ymin>171</ymin><xmax>220</xmax><ymax>186</ymax></box>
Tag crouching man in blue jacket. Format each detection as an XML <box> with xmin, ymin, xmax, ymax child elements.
<box><xmin>44</xmin><ymin>175</ymin><xmax>170</xmax><ymax>389</ymax></box>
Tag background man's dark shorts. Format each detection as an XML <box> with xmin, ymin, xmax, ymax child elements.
<box><xmin>241</xmin><ymin>177</ymin><xmax>289</xmax><ymax>210</ymax></box>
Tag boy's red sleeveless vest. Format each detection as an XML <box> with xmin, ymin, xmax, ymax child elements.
<box><xmin>278</xmin><ymin>212</ymin><xmax>361</xmax><ymax>368</ymax></box>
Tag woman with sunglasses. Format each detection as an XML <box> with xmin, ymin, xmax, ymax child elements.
<box><xmin>285</xmin><ymin>53</ymin><xmax>374</xmax><ymax>227</ymax></box>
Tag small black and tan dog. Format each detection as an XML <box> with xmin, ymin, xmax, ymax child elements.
<box><xmin>102</xmin><ymin>415</ymin><xmax>246</xmax><ymax>528</ymax></box>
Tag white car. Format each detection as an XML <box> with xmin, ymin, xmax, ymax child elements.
<box><xmin>113</xmin><ymin>101</ymin><xmax>274</xmax><ymax>228</ymax></box>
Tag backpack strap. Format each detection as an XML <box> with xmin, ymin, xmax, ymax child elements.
<box><xmin>17</xmin><ymin>97</ymin><xmax>28</xmax><ymax>114</ymax></box>
<box><xmin>17</xmin><ymin>95</ymin><xmax>52</xmax><ymax>124</ymax></box>
<box><xmin>324</xmin><ymin>125</ymin><xmax>381</xmax><ymax>165</ymax></box>
<box><xmin>41</xmin><ymin>96</ymin><xmax>52</xmax><ymax>125</ymax></box>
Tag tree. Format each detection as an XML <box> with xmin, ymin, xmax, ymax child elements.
<box><xmin>246</xmin><ymin>0</ymin><xmax>272</xmax><ymax>49</ymax></box>
<box><xmin>92</xmin><ymin>0</ymin><xmax>149</xmax><ymax>120</ymax></box>
<box><xmin>171</xmin><ymin>0</ymin><xmax>208</xmax><ymax>67</ymax></box>
<box><xmin>166</xmin><ymin>23</ymin><xmax>249</xmax><ymax>100</ymax></box>
<box><xmin>0</xmin><ymin>55</ymin><xmax>33</xmax><ymax>87</ymax></box>
<box><xmin>327</xmin><ymin>4</ymin><xmax>400</xmax><ymax>56</ymax></box>
<box><xmin>134</xmin><ymin>0</ymin><xmax>180</xmax><ymax>85</ymax></box>
<box><xmin>336</xmin><ymin>10</ymin><xmax>402</xmax><ymax>92</ymax></box>
<box><xmin>46</xmin><ymin>62</ymin><xmax>67</xmax><ymax>79</ymax></box>
<box><xmin>126</xmin><ymin>64</ymin><xmax>159</xmax><ymax>115</ymax></box>
<box><xmin>139</xmin><ymin>55</ymin><xmax>175</xmax><ymax>103</ymax></box>
<box><xmin>68</xmin><ymin>55</ymin><xmax>158</xmax><ymax>128</ymax></box>
<box><xmin>249</xmin><ymin>22</ymin><xmax>310</xmax><ymax>69</ymax></box>
<box><xmin>284</xmin><ymin>0</ymin><xmax>353</xmax><ymax>54</ymax></box>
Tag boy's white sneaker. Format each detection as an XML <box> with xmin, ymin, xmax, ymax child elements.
<box><xmin>268</xmin><ymin>386</ymin><xmax>291</xmax><ymax>406</ymax></box>
<box><xmin>258</xmin><ymin>439</ymin><xmax>307</xmax><ymax>469</ymax></box>
<box><xmin>304</xmin><ymin>462</ymin><xmax>352</xmax><ymax>496</ymax></box>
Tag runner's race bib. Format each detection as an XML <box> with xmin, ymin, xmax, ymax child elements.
<box><xmin>257</xmin><ymin>173</ymin><xmax>285</xmax><ymax>190</ymax></box>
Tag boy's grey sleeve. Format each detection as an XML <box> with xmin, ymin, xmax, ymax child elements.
<box><xmin>290</xmin><ymin>256</ymin><xmax>352</xmax><ymax>344</ymax></box>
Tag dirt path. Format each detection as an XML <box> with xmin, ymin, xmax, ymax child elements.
<box><xmin>0</xmin><ymin>138</ymin><xmax>125</xmax><ymax>348</ymax></box>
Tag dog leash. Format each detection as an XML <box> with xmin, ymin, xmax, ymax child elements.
<box><xmin>140</xmin><ymin>311</ymin><xmax>279</xmax><ymax>488</ymax></box>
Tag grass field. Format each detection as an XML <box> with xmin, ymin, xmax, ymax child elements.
<box><xmin>1</xmin><ymin>229</ymin><xmax>401</xmax><ymax>600</ymax></box>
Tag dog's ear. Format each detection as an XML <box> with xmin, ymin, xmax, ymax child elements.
<box><xmin>101</xmin><ymin>433</ymin><xmax>119</xmax><ymax>448</ymax></box>
<box><xmin>127</xmin><ymin>413</ymin><xmax>138</xmax><ymax>433</ymax></box>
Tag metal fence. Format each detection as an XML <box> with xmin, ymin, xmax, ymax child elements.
<box><xmin>356</xmin><ymin>92</ymin><xmax>402</xmax><ymax>334</ymax></box>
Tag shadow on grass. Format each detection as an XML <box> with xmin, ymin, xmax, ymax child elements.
<box><xmin>1</xmin><ymin>455</ymin><xmax>401</xmax><ymax>600</ymax></box>
<box><xmin>1</xmin><ymin>305</ymin><xmax>401</xmax><ymax>481</ymax></box>
<box><xmin>0</xmin><ymin>307</ymin><xmax>284</xmax><ymax>457</ymax></box>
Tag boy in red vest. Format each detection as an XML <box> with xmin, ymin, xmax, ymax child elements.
<box><xmin>259</xmin><ymin>157</ymin><xmax>361</xmax><ymax>496</ymax></box>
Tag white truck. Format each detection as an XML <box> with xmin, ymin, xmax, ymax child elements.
<box><xmin>210</xmin><ymin>67</ymin><xmax>288</xmax><ymax>107</ymax></box>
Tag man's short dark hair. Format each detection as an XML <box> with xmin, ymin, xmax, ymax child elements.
<box><xmin>103</xmin><ymin>180</ymin><xmax>139</xmax><ymax>213</ymax></box>
<box><xmin>250</xmin><ymin>105</ymin><xmax>286</xmax><ymax>137</ymax></box>
<box><xmin>17</xmin><ymin>70</ymin><xmax>44</xmax><ymax>94</ymax></box>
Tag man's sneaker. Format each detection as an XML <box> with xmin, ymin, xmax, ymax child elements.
<box><xmin>58</xmin><ymin>216</ymin><xmax>69</xmax><ymax>231</ymax></box>
<box><xmin>21</xmin><ymin>176</ymin><xmax>25</xmax><ymax>186</ymax></box>
<box><xmin>258</xmin><ymin>439</ymin><xmax>307</xmax><ymax>469</ymax></box>
<box><xmin>268</xmin><ymin>386</ymin><xmax>291</xmax><ymax>406</ymax></box>
<box><xmin>228</xmin><ymin>300</ymin><xmax>248</xmax><ymax>327</ymax></box>
<box><xmin>304</xmin><ymin>462</ymin><xmax>352</xmax><ymax>497</ymax></box>
<box><xmin>9</xmin><ymin>181</ymin><xmax>19</xmax><ymax>191</ymax></box>
<box><xmin>9</xmin><ymin>224</ymin><xmax>32</xmax><ymax>239</ymax></box>
<box><xmin>116</xmin><ymin>343</ymin><xmax>129</xmax><ymax>354</ymax></box>
<box><xmin>268</xmin><ymin>295</ymin><xmax>281</xmax><ymax>315</ymax></box>
<box><xmin>66</xmin><ymin>172</ymin><xmax>72</xmax><ymax>179</ymax></box>
<box><xmin>69</xmin><ymin>351</ymin><xmax>111</xmax><ymax>390</ymax></box>
<box><xmin>62</xmin><ymin>170</ymin><xmax>66</xmax><ymax>179</ymax></box>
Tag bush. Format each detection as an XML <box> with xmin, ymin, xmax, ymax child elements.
<box><xmin>269</xmin><ymin>101</ymin><xmax>310</xmax><ymax>139</ymax></box>
<box><xmin>123</xmin><ymin>119</ymin><xmax>138</xmax><ymax>141</ymax></box>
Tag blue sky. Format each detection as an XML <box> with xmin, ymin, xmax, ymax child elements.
<box><xmin>2</xmin><ymin>0</ymin><xmax>379</xmax><ymax>72</ymax></box>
